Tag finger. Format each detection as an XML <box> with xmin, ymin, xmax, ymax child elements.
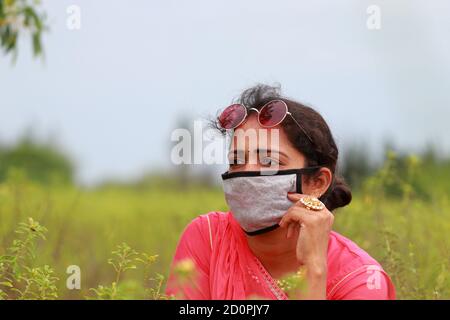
<box><xmin>286</xmin><ymin>223</ymin><xmax>296</xmax><ymax>239</ymax></box>
<box><xmin>287</xmin><ymin>192</ymin><xmax>304</xmax><ymax>203</ymax></box>
<box><xmin>279</xmin><ymin>208</ymin><xmax>304</xmax><ymax>227</ymax></box>
<box><xmin>281</xmin><ymin>206</ymin><xmax>331</xmax><ymax>228</ymax></box>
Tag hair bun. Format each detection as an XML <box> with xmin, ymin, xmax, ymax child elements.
<box><xmin>322</xmin><ymin>176</ymin><xmax>352</xmax><ymax>211</ymax></box>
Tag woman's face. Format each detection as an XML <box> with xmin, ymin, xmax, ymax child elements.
<box><xmin>227</xmin><ymin>113</ymin><xmax>331</xmax><ymax>197</ymax></box>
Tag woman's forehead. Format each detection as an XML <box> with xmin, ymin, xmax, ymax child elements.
<box><xmin>230</xmin><ymin>124</ymin><xmax>294</xmax><ymax>156</ymax></box>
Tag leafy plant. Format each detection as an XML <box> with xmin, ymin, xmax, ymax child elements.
<box><xmin>0</xmin><ymin>218</ymin><xmax>171</xmax><ymax>300</ymax></box>
<box><xmin>137</xmin><ymin>253</ymin><xmax>169</xmax><ymax>300</ymax></box>
<box><xmin>0</xmin><ymin>0</ymin><xmax>47</xmax><ymax>60</ymax></box>
<box><xmin>88</xmin><ymin>243</ymin><xmax>171</xmax><ymax>300</ymax></box>
<box><xmin>1</xmin><ymin>151</ymin><xmax>450</xmax><ymax>299</ymax></box>
<box><xmin>0</xmin><ymin>217</ymin><xmax>58</xmax><ymax>300</ymax></box>
<box><xmin>89</xmin><ymin>243</ymin><xmax>139</xmax><ymax>300</ymax></box>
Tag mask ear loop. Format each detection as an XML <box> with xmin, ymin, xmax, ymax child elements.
<box><xmin>295</xmin><ymin>167</ymin><xmax>322</xmax><ymax>194</ymax></box>
<box><xmin>295</xmin><ymin>172</ymin><xmax>303</xmax><ymax>194</ymax></box>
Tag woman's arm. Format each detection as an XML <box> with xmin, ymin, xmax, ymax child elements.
<box><xmin>328</xmin><ymin>266</ymin><xmax>396</xmax><ymax>300</ymax></box>
<box><xmin>305</xmin><ymin>265</ymin><xmax>328</xmax><ymax>299</ymax></box>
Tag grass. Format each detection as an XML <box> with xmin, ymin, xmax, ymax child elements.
<box><xmin>0</xmin><ymin>153</ymin><xmax>449</xmax><ymax>299</ymax></box>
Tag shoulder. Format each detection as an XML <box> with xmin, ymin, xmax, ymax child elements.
<box><xmin>180</xmin><ymin>211</ymin><xmax>231</xmax><ymax>245</ymax></box>
<box><xmin>171</xmin><ymin>212</ymin><xmax>230</xmax><ymax>269</ymax></box>
<box><xmin>188</xmin><ymin>211</ymin><xmax>232</xmax><ymax>233</ymax></box>
<box><xmin>328</xmin><ymin>231</ymin><xmax>380</xmax><ymax>268</ymax></box>
<box><xmin>327</xmin><ymin>231</ymin><xmax>396</xmax><ymax>300</ymax></box>
<box><xmin>186</xmin><ymin>211</ymin><xmax>231</xmax><ymax>232</ymax></box>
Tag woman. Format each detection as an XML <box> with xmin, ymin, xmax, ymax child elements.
<box><xmin>166</xmin><ymin>84</ymin><xmax>396</xmax><ymax>300</ymax></box>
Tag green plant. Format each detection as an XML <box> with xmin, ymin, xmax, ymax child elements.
<box><xmin>89</xmin><ymin>243</ymin><xmax>138</xmax><ymax>300</ymax></box>
<box><xmin>0</xmin><ymin>217</ymin><xmax>58</xmax><ymax>300</ymax></box>
<box><xmin>1</xmin><ymin>151</ymin><xmax>450</xmax><ymax>299</ymax></box>
<box><xmin>0</xmin><ymin>136</ymin><xmax>74</xmax><ymax>185</ymax></box>
<box><xmin>0</xmin><ymin>218</ymin><xmax>171</xmax><ymax>300</ymax></box>
<box><xmin>336</xmin><ymin>151</ymin><xmax>450</xmax><ymax>299</ymax></box>
<box><xmin>88</xmin><ymin>243</ymin><xmax>171</xmax><ymax>300</ymax></box>
<box><xmin>0</xmin><ymin>0</ymin><xmax>47</xmax><ymax>59</ymax></box>
<box><xmin>137</xmin><ymin>253</ymin><xmax>170</xmax><ymax>300</ymax></box>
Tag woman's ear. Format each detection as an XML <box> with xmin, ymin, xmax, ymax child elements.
<box><xmin>302</xmin><ymin>167</ymin><xmax>333</xmax><ymax>197</ymax></box>
<box><xmin>314</xmin><ymin>167</ymin><xmax>333</xmax><ymax>197</ymax></box>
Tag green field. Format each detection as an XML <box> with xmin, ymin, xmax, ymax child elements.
<box><xmin>1</xmin><ymin>152</ymin><xmax>449</xmax><ymax>299</ymax></box>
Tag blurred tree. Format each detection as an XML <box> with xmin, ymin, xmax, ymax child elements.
<box><xmin>0</xmin><ymin>135</ymin><xmax>74</xmax><ymax>184</ymax></box>
<box><xmin>0</xmin><ymin>0</ymin><xmax>46</xmax><ymax>60</ymax></box>
<box><xmin>340</xmin><ymin>143</ymin><xmax>375</xmax><ymax>189</ymax></box>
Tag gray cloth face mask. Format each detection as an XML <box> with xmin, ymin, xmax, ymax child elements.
<box><xmin>221</xmin><ymin>167</ymin><xmax>321</xmax><ymax>236</ymax></box>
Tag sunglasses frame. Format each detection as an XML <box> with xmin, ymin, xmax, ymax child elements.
<box><xmin>218</xmin><ymin>99</ymin><xmax>314</xmax><ymax>144</ymax></box>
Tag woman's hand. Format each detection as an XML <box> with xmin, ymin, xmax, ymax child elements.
<box><xmin>278</xmin><ymin>193</ymin><xmax>334</xmax><ymax>299</ymax></box>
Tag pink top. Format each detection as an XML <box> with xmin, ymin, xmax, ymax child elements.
<box><xmin>166</xmin><ymin>211</ymin><xmax>396</xmax><ymax>300</ymax></box>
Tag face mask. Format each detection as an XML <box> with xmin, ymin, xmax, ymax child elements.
<box><xmin>221</xmin><ymin>167</ymin><xmax>321</xmax><ymax>236</ymax></box>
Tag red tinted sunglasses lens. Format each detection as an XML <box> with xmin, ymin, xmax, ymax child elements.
<box><xmin>218</xmin><ymin>104</ymin><xmax>246</xmax><ymax>129</ymax></box>
<box><xmin>259</xmin><ymin>100</ymin><xmax>288</xmax><ymax>127</ymax></box>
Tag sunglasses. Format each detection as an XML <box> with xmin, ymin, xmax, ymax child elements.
<box><xmin>217</xmin><ymin>99</ymin><xmax>314</xmax><ymax>144</ymax></box>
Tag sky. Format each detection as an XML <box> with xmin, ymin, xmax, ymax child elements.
<box><xmin>1</xmin><ymin>0</ymin><xmax>449</xmax><ymax>185</ymax></box>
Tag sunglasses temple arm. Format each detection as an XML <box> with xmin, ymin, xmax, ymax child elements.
<box><xmin>288</xmin><ymin>113</ymin><xmax>315</xmax><ymax>144</ymax></box>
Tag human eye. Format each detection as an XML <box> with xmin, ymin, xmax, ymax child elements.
<box><xmin>259</xmin><ymin>156</ymin><xmax>280</xmax><ymax>167</ymax></box>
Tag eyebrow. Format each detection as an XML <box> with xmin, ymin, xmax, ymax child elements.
<box><xmin>257</xmin><ymin>148</ymin><xmax>289</xmax><ymax>159</ymax></box>
<box><xmin>227</xmin><ymin>149</ymin><xmax>289</xmax><ymax>159</ymax></box>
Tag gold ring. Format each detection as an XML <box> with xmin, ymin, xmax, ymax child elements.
<box><xmin>299</xmin><ymin>196</ymin><xmax>325</xmax><ymax>211</ymax></box>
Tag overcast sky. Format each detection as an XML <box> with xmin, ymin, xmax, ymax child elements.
<box><xmin>1</xmin><ymin>0</ymin><xmax>449</xmax><ymax>185</ymax></box>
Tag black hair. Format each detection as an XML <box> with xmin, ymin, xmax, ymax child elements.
<box><xmin>213</xmin><ymin>83</ymin><xmax>352</xmax><ymax>211</ymax></box>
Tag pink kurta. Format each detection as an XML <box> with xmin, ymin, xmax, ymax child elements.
<box><xmin>166</xmin><ymin>211</ymin><xmax>396</xmax><ymax>300</ymax></box>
